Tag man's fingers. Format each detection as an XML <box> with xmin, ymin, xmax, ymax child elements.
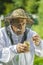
<box><xmin>16</xmin><ymin>43</ymin><xmax>30</xmax><ymax>53</ymax></box>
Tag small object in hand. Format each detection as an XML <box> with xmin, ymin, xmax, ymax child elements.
<box><xmin>24</xmin><ymin>41</ymin><xmax>30</xmax><ymax>51</ymax></box>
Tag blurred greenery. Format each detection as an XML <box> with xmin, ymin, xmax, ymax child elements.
<box><xmin>33</xmin><ymin>55</ymin><xmax>43</xmax><ymax>65</ymax></box>
<box><xmin>0</xmin><ymin>0</ymin><xmax>40</xmax><ymax>15</ymax></box>
<box><xmin>0</xmin><ymin>0</ymin><xmax>43</xmax><ymax>65</ymax></box>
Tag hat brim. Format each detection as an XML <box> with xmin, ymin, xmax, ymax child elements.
<box><xmin>5</xmin><ymin>16</ymin><xmax>34</xmax><ymax>24</ymax></box>
<box><xmin>5</xmin><ymin>16</ymin><xmax>29</xmax><ymax>20</ymax></box>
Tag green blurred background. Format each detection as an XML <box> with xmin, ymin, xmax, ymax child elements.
<box><xmin>0</xmin><ymin>0</ymin><xmax>43</xmax><ymax>65</ymax></box>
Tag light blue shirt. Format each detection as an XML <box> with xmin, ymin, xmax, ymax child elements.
<box><xmin>0</xmin><ymin>25</ymin><xmax>43</xmax><ymax>65</ymax></box>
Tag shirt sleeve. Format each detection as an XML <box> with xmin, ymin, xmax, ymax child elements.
<box><xmin>34</xmin><ymin>40</ymin><xmax>43</xmax><ymax>57</ymax></box>
<box><xmin>31</xmin><ymin>30</ymin><xmax>43</xmax><ymax>57</ymax></box>
<box><xmin>0</xmin><ymin>30</ymin><xmax>18</xmax><ymax>63</ymax></box>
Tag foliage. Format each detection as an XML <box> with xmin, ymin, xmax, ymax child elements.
<box><xmin>0</xmin><ymin>0</ymin><xmax>40</xmax><ymax>15</ymax></box>
<box><xmin>38</xmin><ymin>0</ymin><xmax>43</xmax><ymax>22</ymax></box>
<box><xmin>25</xmin><ymin>0</ymin><xmax>39</xmax><ymax>13</ymax></box>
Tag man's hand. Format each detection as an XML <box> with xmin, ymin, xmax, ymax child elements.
<box><xmin>16</xmin><ymin>43</ymin><xmax>30</xmax><ymax>53</ymax></box>
<box><xmin>32</xmin><ymin>34</ymin><xmax>41</xmax><ymax>46</ymax></box>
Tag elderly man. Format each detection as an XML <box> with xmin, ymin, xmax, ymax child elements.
<box><xmin>0</xmin><ymin>8</ymin><xmax>43</xmax><ymax>65</ymax></box>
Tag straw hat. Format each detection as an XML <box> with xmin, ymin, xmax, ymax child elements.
<box><xmin>5</xmin><ymin>8</ymin><xmax>34</xmax><ymax>25</ymax></box>
<box><xmin>6</xmin><ymin>9</ymin><xmax>30</xmax><ymax>19</ymax></box>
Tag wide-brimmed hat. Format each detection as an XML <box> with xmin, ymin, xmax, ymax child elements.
<box><xmin>5</xmin><ymin>9</ymin><xmax>31</xmax><ymax>19</ymax></box>
<box><xmin>5</xmin><ymin>9</ymin><xmax>34</xmax><ymax>25</ymax></box>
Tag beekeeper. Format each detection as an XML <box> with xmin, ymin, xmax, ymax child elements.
<box><xmin>0</xmin><ymin>8</ymin><xmax>43</xmax><ymax>65</ymax></box>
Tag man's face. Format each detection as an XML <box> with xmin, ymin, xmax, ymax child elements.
<box><xmin>11</xmin><ymin>18</ymin><xmax>27</xmax><ymax>35</ymax></box>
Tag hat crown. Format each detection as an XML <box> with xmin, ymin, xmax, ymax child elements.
<box><xmin>11</xmin><ymin>9</ymin><xmax>27</xmax><ymax>18</ymax></box>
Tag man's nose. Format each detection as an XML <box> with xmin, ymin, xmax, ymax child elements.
<box><xmin>17</xmin><ymin>24</ymin><xmax>22</xmax><ymax>29</ymax></box>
